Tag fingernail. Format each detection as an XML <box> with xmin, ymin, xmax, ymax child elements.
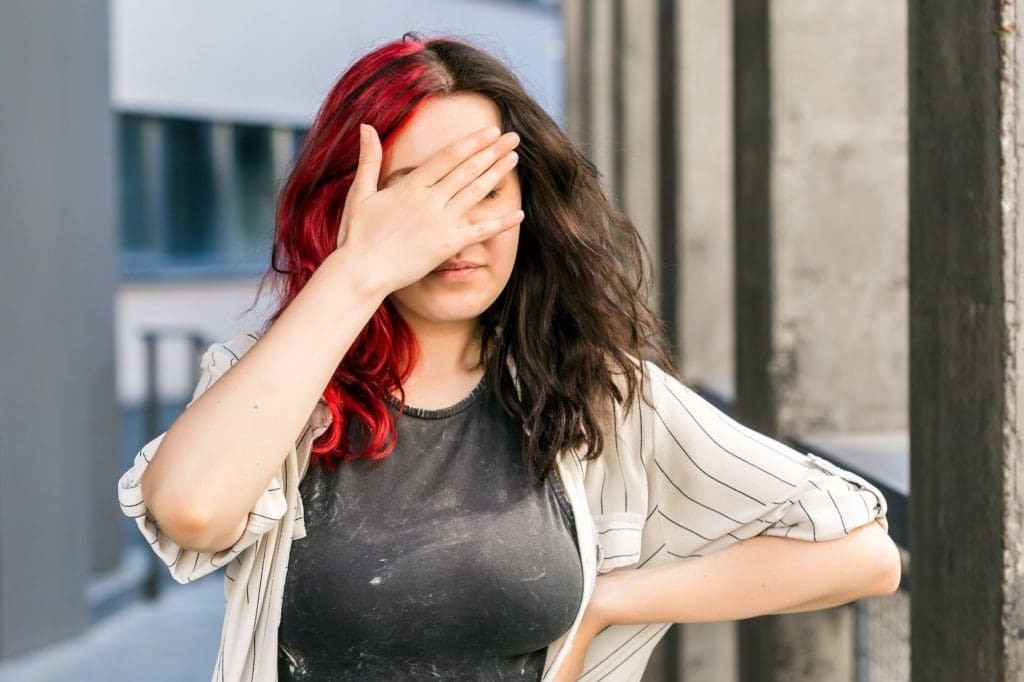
<box><xmin>486</xmin><ymin>126</ymin><xmax>501</xmax><ymax>139</ymax></box>
<box><xmin>359</xmin><ymin>124</ymin><xmax>368</xmax><ymax>141</ymax></box>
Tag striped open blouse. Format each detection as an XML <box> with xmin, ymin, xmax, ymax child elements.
<box><xmin>116</xmin><ymin>329</ymin><xmax>889</xmax><ymax>681</ymax></box>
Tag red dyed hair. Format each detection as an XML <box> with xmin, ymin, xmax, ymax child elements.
<box><xmin>254</xmin><ymin>35</ymin><xmax>446</xmax><ymax>472</ymax></box>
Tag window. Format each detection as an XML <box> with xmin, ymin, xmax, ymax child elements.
<box><xmin>119</xmin><ymin>113</ymin><xmax>307</xmax><ymax>279</ymax></box>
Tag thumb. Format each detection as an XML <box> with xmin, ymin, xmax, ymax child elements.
<box><xmin>349</xmin><ymin>123</ymin><xmax>381</xmax><ymax>202</ymax></box>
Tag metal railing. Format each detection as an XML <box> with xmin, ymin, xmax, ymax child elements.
<box><xmin>138</xmin><ymin>326</ymin><xmax>212</xmax><ymax>599</ymax></box>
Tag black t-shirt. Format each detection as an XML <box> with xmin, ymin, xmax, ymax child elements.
<box><xmin>277</xmin><ymin>374</ymin><xmax>584</xmax><ymax>681</ymax></box>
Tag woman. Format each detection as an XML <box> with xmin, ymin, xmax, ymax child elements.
<box><xmin>117</xmin><ymin>33</ymin><xmax>900</xmax><ymax>681</ymax></box>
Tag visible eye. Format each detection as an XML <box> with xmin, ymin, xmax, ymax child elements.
<box><xmin>485</xmin><ymin>189</ymin><xmax>500</xmax><ymax>200</ymax></box>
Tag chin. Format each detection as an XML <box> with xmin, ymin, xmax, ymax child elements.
<box><xmin>414</xmin><ymin>300</ymin><xmax>493</xmax><ymax>322</ymax></box>
<box><xmin>390</xmin><ymin>289</ymin><xmax>492</xmax><ymax>321</ymax></box>
<box><xmin>391</xmin><ymin>272</ymin><xmax>512</xmax><ymax>324</ymax></box>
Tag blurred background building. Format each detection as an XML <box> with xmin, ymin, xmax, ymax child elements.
<box><xmin>7</xmin><ymin>0</ymin><xmax>1021</xmax><ymax>680</ymax></box>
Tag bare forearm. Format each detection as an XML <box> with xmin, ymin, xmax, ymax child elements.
<box><xmin>592</xmin><ymin>520</ymin><xmax>900</xmax><ymax>626</ymax></box>
<box><xmin>142</xmin><ymin>248</ymin><xmax>386</xmax><ymax>548</ymax></box>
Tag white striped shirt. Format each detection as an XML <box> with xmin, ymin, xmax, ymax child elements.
<box><xmin>116</xmin><ymin>329</ymin><xmax>888</xmax><ymax>681</ymax></box>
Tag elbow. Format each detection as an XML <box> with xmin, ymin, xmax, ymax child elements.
<box><xmin>187</xmin><ymin>513</ymin><xmax>249</xmax><ymax>554</ymax></box>
<box><xmin>158</xmin><ymin>496</ymin><xmax>247</xmax><ymax>554</ymax></box>
<box><xmin>140</xmin><ymin>443</ymin><xmax>231</xmax><ymax>553</ymax></box>
<box><xmin>869</xmin><ymin>520</ymin><xmax>903</xmax><ymax>597</ymax></box>
<box><xmin>154</xmin><ymin>502</ymin><xmax>245</xmax><ymax>554</ymax></box>
<box><xmin>149</xmin><ymin>504</ymin><xmax>212</xmax><ymax>553</ymax></box>
<box><xmin>150</xmin><ymin>496</ymin><xmax>214</xmax><ymax>552</ymax></box>
<box><xmin>141</xmin><ymin>469</ymin><xmax>222</xmax><ymax>553</ymax></box>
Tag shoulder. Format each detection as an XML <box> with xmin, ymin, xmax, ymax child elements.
<box><xmin>613</xmin><ymin>351</ymin><xmax>679</xmax><ymax>411</ymax></box>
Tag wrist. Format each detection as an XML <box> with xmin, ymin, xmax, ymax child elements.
<box><xmin>320</xmin><ymin>248</ymin><xmax>390</xmax><ymax>304</ymax></box>
<box><xmin>584</xmin><ymin>572</ymin><xmax>626</xmax><ymax>635</ymax></box>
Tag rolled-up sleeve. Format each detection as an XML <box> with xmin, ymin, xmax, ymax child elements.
<box><xmin>645</xmin><ymin>361</ymin><xmax>888</xmax><ymax>558</ymax></box>
<box><xmin>115</xmin><ymin>333</ymin><xmax>290</xmax><ymax>584</ymax></box>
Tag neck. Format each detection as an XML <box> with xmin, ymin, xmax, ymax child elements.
<box><xmin>404</xmin><ymin>317</ymin><xmax>485</xmax><ymax>379</ymax></box>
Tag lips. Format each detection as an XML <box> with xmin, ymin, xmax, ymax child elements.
<box><xmin>430</xmin><ymin>263</ymin><xmax>482</xmax><ymax>280</ymax></box>
<box><xmin>433</xmin><ymin>261</ymin><xmax>482</xmax><ymax>272</ymax></box>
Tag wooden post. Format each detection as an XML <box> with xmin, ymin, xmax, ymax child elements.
<box><xmin>908</xmin><ymin>1</ymin><xmax>1024</xmax><ymax>679</ymax></box>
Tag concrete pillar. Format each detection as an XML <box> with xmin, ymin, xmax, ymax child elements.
<box><xmin>677</xmin><ymin>2</ymin><xmax>740</xmax><ymax>680</ymax></box>
<box><xmin>908</xmin><ymin>1</ymin><xmax>1024</xmax><ymax>679</ymax></box>
<box><xmin>619</xmin><ymin>0</ymin><xmax>662</xmax><ymax>321</ymax></box>
<box><xmin>678</xmin><ymin>0</ymin><xmax>736</xmax><ymax>397</ymax></box>
<box><xmin>589</xmin><ymin>0</ymin><xmax>617</xmax><ymax>205</ymax></box>
<box><xmin>0</xmin><ymin>0</ymin><xmax>119</xmax><ymax>659</ymax></box>
<box><xmin>561</xmin><ymin>0</ymin><xmax>586</xmax><ymax>146</ymax></box>
<box><xmin>564</xmin><ymin>0</ymin><xmax>668</xmax><ymax>337</ymax></box>
<box><xmin>733</xmin><ymin>1</ymin><xmax>907</xmax><ymax>680</ymax></box>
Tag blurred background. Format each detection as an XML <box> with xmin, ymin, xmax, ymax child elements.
<box><xmin>3</xmin><ymin>0</ymin><xmax>1015</xmax><ymax>680</ymax></box>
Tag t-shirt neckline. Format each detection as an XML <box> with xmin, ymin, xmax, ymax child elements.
<box><xmin>383</xmin><ymin>375</ymin><xmax>488</xmax><ymax>420</ymax></box>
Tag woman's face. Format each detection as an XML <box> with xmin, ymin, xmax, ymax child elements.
<box><xmin>378</xmin><ymin>92</ymin><xmax>522</xmax><ymax>330</ymax></box>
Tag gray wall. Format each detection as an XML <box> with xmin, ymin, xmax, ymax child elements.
<box><xmin>0</xmin><ymin>0</ymin><xmax>119</xmax><ymax>659</ymax></box>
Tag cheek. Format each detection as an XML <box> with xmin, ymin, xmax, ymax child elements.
<box><xmin>489</xmin><ymin>225</ymin><xmax>520</xmax><ymax>265</ymax></box>
<box><xmin>485</xmin><ymin>235</ymin><xmax>519</xmax><ymax>282</ymax></box>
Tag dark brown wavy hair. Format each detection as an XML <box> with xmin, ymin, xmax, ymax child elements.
<box><xmin>252</xmin><ymin>32</ymin><xmax>678</xmax><ymax>484</ymax></box>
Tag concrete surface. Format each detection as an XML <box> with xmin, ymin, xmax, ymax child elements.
<box><xmin>0</xmin><ymin>576</ymin><xmax>224</xmax><ymax>682</ymax></box>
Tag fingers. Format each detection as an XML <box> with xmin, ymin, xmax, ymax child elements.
<box><xmin>349</xmin><ymin>124</ymin><xmax>382</xmax><ymax>203</ymax></box>
<box><xmin>458</xmin><ymin>209</ymin><xmax>525</xmax><ymax>250</ymax></box>
<box><xmin>408</xmin><ymin>125</ymin><xmax>504</xmax><ymax>188</ymax></box>
<box><xmin>433</xmin><ymin>131</ymin><xmax>520</xmax><ymax>208</ymax></box>
<box><xmin>445</xmin><ymin>149</ymin><xmax>519</xmax><ymax>217</ymax></box>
